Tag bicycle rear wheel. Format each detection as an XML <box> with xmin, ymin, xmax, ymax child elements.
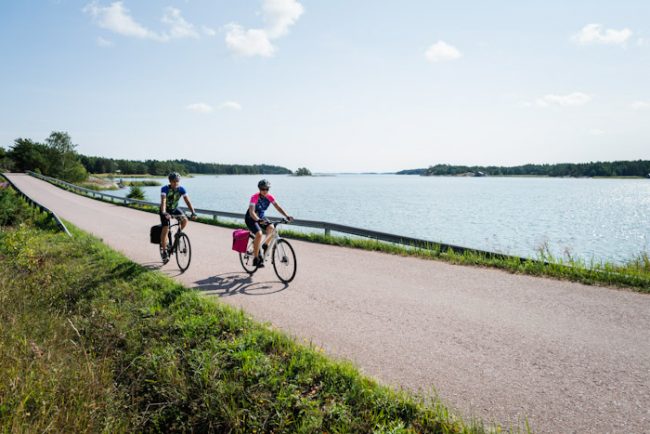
<box><xmin>175</xmin><ymin>233</ymin><xmax>192</xmax><ymax>272</ymax></box>
<box><xmin>239</xmin><ymin>234</ymin><xmax>258</xmax><ymax>274</ymax></box>
<box><xmin>272</xmin><ymin>239</ymin><xmax>297</xmax><ymax>283</ymax></box>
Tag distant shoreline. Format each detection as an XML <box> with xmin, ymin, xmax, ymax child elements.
<box><xmin>397</xmin><ymin>161</ymin><xmax>650</xmax><ymax>178</ymax></box>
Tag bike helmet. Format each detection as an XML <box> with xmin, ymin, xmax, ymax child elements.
<box><xmin>168</xmin><ymin>172</ymin><xmax>181</xmax><ymax>182</ymax></box>
<box><xmin>258</xmin><ymin>179</ymin><xmax>271</xmax><ymax>189</ymax></box>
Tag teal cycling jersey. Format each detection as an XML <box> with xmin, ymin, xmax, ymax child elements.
<box><xmin>161</xmin><ymin>185</ymin><xmax>187</xmax><ymax>212</ymax></box>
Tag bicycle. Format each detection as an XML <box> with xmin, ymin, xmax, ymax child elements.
<box><xmin>239</xmin><ymin>219</ymin><xmax>297</xmax><ymax>283</ymax></box>
<box><xmin>160</xmin><ymin>212</ymin><xmax>192</xmax><ymax>272</ymax></box>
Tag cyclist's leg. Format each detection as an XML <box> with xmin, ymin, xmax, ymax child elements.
<box><xmin>245</xmin><ymin>214</ymin><xmax>263</xmax><ymax>258</ymax></box>
<box><xmin>159</xmin><ymin>212</ymin><xmax>170</xmax><ymax>250</ymax></box>
<box><xmin>262</xmin><ymin>223</ymin><xmax>275</xmax><ymax>251</ymax></box>
<box><xmin>171</xmin><ymin>209</ymin><xmax>187</xmax><ymax>230</ymax></box>
<box><xmin>170</xmin><ymin>208</ymin><xmax>187</xmax><ymax>230</ymax></box>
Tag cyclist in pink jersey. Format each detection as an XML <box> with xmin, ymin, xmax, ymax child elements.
<box><xmin>245</xmin><ymin>179</ymin><xmax>293</xmax><ymax>267</ymax></box>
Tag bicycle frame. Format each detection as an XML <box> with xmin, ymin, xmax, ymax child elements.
<box><xmin>259</xmin><ymin>223</ymin><xmax>283</xmax><ymax>261</ymax></box>
<box><xmin>164</xmin><ymin>214</ymin><xmax>187</xmax><ymax>254</ymax></box>
<box><xmin>239</xmin><ymin>218</ymin><xmax>296</xmax><ymax>282</ymax></box>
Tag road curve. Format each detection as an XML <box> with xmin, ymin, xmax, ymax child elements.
<box><xmin>6</xmin><ymin>173</ymin><xmax>650</xmax><ymax>433</ymax></box>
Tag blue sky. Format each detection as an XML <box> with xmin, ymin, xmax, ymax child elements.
<box><xmin>1</xmin><ymin>0</ymin><xmax>649</xmax><ymax>172</ymax></box>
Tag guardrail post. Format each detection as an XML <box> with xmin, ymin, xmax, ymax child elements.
<box><xmin>325</xmin><ymin>227</ymin><xmax>331</xmax><ymax>237</ymax></box>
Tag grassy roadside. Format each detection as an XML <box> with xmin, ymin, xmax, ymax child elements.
<box><xmin>0</xmin><ymin>186</ymin><xmax>491</xmax><ymax>433</ymax></box>
<box><xmin>33</xmin><ymin>173</ymin><xmax>650</xmax><ymax>292</ymax></box>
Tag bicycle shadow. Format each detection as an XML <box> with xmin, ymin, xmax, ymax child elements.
<box><xmin>141</xmin><ymin>261</ymin><xmax>186</xmax><ymax>276</ymax></box>
<box><xmin>141</xmin><ymin>261</ymin><xmax>163</xmax><ymax>271</ymax></box>
<box><xmin>194</xmin><ymin>272</ymin><xmax>288</xmax><ymax>297</ymax></box>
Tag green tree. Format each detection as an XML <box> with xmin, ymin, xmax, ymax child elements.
<box><xmin>0</xmin><ymin>147</ymin><xmax>15</xmax><ymax>172</ymax></box>
<box><xmin>8</xmin><ymin>138</ymin><xmax>50</xmax><ymax>173</ymax></box>
<box><xmin>126</xmin><ymin>185</ymin><xmax>145</xmax><ymax>200</ymax></box>
<box><xmin>295</xmin><ymin>167</ymin><xmax>312</xmax><ymax>176</ymax></box>
<box><xmin>45</xmin><ymin>131</ymin><xmax>87</xmax><ymax>182</ymax></box>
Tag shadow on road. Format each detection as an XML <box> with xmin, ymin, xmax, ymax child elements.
<box><xmin>194</xmin><ymin>272</ymin><xmax>288</xmax><ymax>296</ymax></box>
<box><xmin>142</xmin><ymin>261</ymin><xmax>189</xmax><ymax>277</ymax></box>
<box><xmin>141</xmin><ymin>261</ymin><xmax>163</xmax><ymax>271</ymax></box>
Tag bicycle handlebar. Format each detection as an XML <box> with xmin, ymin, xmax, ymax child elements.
<box><xmin>164</xmin><ymin>211</ymin><xmax>196</xmax><ymax>220</ymax></box>
<box><xmin>265</xmin><ymin>218</ymin><xmax>292</xmax><ymax>226</ymax></box>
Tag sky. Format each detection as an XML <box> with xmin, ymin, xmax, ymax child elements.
<box><xmin>1</xmin><ymin>0</ymin><xmax>649</xmax><ymax>172</ymax></box>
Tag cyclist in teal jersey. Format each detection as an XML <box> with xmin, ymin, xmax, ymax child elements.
<box><xmin>160</xmin><ymin>172</ymin><xmax>197</xmax><ymax>262</ymax></box>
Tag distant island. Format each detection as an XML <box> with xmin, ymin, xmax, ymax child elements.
<box><xmin>80</xmin><ymin>156</ymin><xmax>292</xmax><ymax>176</ymax></box>
<box><xmin>397</xmin><ymin>160</ymin><xmax>650</xmax><ymax>178</ymax></box>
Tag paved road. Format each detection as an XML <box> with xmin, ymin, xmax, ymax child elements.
<box><xmin>7</xmin><ymin>173</ymin><xmax>650</xmax><ymax>433</ymax></box>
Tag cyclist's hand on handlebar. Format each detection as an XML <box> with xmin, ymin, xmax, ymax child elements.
<box><xmin>190</xmin><ymin>213</ymin><xmax>197</xmax><ymax>221</ymax></box>
<box><xmin>287</xmin><ymin>216</ymin><xmax>294</xmax><ymax>222</ymax></box>
<box><xmin>164</xmin><ymin>212</ymin><xmax>171</xmax><ymax>220</ymax></box>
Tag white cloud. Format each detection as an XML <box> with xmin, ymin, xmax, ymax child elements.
<box><xmin>202</xmin><ymin>26</ymin><xmax>217</xmax><ymax>37</ymax></box>
<box><xmin>535</xmin><ymin>92</ymin><xmax>592</xmax><ymax>107</ymax></box>
<box><xmin>425</xmin><ymin>41</ymin><xmax>462</xmax><ymax>62</ymax></box>
<box><xmin>224</xmin><ymin>0</ymin><xmax>303</xmax><ymax>57</ymax></box>
<box><xmin>83</xmin><ymin>1</ymin><xmax>163</xmax><ymax>41</ymax></box>
<box><xmin>572</xmin><ymin>24</ymin><xmax>632</xmax><ymax>46</ymax></box>
<box><xmin>185</xmin><ymin>103</ymin><xmax>214</xmax><ymax>113</ymax></box>
<box><xmin>589</xmin><ymin>129</ymin><xmax>605</xmax><ymax>136</ymax></box>
<box><xmin>218</xmin><ymin>101</ymin><xmax>243</xmax><ymax>111</ymax></box>
<box><xmin>162</xmin><ymin>7</ymin><xmax>199</xmax><ymax>39</ymax></box>
<box><xmin>263</xmin><ymin>0</ymin><xmax>304</xmax><ymax>38</ymax></box>
<box><xmin>225</xmin><ymin>24</ymin><xmax>275</xmax><ymax>57</ymax></box>
<box><xmin>97</xmin><ymin>36</ymin><xmax>114</xmax><ymax>47</ymax></box>
<box><xmin>631</xmin><ymin>101</ymin><xmax>650</xmax><ymax>110</ymax></box>
<box><xmin>84</xmin><ymin>2</ymin><xmax>200</xmax><ymax>42</ymax></box>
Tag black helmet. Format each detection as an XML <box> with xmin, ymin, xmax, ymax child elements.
<box><xmin>258</xmin><ymin>179</ymin><xmax>271</xmax><ymax>189</ymax></box>
<box><xmin>168</xmin><ymin>172</ymin><xmax>181</xmax><ymax>182</ymax></box>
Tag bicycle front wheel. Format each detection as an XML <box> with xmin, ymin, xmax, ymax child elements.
<box><xmin>239</xmin><ymin>234</ymin><xmax>258</xmax><ymax>274</ymax></box>
<box><xmin>272</xmin><ymin>239</ymin><xmax>297</xmax><ymax>283</ymax></box>
<box><xmin>175</xmin><ymin>233</ymin><xmax>192</xmax><ymax>272</ymax></box>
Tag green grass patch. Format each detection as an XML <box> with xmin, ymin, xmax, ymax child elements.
<box><xmin>77</xmin><ymin>182</ymin><xmax>120</xmax><ymax>191</ymax></box>
<box><xmin>0</xmin><ymin>203</ymin><xmax>493</xmax><ymax>432</ymax></box>
<box><xmin>38</xmin><ymin>173</ymin><xmax>650</xmax><ymax>292</ymax></box>
<box><xmin>120</xmin><ymin>180</ymin><xmax>162</xmax><ymax>187</ymax></box>
<box><xmin>94</xmin><ymin>173</ymin><xmax>165</xmax><ymax>178</ymax></box>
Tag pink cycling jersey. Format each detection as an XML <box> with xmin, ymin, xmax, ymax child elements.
<box><xmin>249</xmin><ymin>193</ymin><xmax>275</xmax><ymax>218</ymax></box>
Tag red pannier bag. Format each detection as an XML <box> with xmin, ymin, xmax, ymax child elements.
<box><xmin>232</xmin><ymin>229</ymin><xmax>250</xmax><ymax>253</ymax></box>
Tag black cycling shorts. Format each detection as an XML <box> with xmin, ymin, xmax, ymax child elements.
<box><xmin>159</xmin><ymin>208</ymin><xmax>184</xmax><ymax>226</ymax></box>
<box><xmin>245</xmin><ymin>213</ymin><xmax>272</xmax><ymax>234</ymax></box>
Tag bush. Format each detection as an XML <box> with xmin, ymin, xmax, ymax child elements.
<box><xmin>0</xmin><ymin>183</ymin><xmax>36</xmax><ymax>226</ymax></box>
<box><xmin>126</xmin><ymin>185</ymin><xmax>145</xmax><ymax>200</ymax></box>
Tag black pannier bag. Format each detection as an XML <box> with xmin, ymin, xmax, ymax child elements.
<box><xmin>150</xmin><ymin>225</ymin><xmax>163</xmax><ymax>244</ymax></box>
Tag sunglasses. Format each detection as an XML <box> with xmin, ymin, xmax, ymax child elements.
<box><xmin>260</xmin><ymin>188</ymin><xmax>269</xmax><ymax>191</ymax></box>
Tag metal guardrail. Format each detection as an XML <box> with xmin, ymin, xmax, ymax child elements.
<box><xmin>27</xmin><ymin>171</ymin><xmax>530</xmax><ymax>262</ymax></box>
<box><xmin>2</xmin><ymin>173</ymin><xmax>72</xmax><ymax>237</ymax></box>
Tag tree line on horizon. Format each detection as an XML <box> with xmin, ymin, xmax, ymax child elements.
<box><xmin>1</xmin><ymin>132</ymin><xmax>293</xmax><ymax>182</ymax></box>
<box><xmin>398</xmin><ymin>161</ymin><xmax>650</xmax><ymax>178</ymax></box>
<box><xmin>80</xmin><ymin>156</ymin><xmax>292</xmax><ymax>176</ymax></box>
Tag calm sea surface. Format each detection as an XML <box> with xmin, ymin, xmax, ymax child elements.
<box><xmin>113</xmin><ymin>174</ymin><xmax>650</xmax><ymax>264</ymax></box>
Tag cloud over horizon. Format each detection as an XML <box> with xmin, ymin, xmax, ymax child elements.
<box><xmin>572</xmin><ymin>24</ymin><xmax>632</xmax><ymax>46</ymax></box>
<box><xmin>218</xmin><ymin>101</ymin><xmax>243</xmax><ymax>111</ymax></box>
<box><xmin>631</xmin><ymin>101</ymin><xmax>650</xmax><ymax>110</ymax></box>
<box><xmin>84</xmin><ymin>1</ymin><xmax>199</xmax><ymax>42</ymax></box>
<box><xmin>425</xmin><ymin>41</ymin><xmax>462</xmax><ymax>62</ymax></box>
<box><xmin>225</xmin><ymin>0</ymin><xmax>304</xmax><ymax>57</ymax></box>
<box><xmin>185</xmin><ymin>103</ymin><xmax>214</xmax><ymax>114</ymax></box>
<box><xmin>534</xmin><ymin>92</ymin><xmax>592</xmax><ymax>107</ymax></box>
